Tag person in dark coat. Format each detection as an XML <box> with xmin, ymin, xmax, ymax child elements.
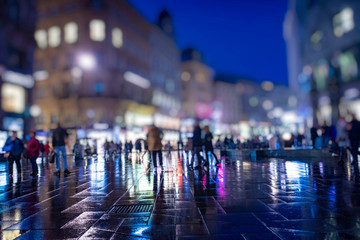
<box><xmin>191</xmin><ymin>121</ymin><xmax>204</xmax><ymax>169</ymax></box>
<box><xmin>3</xmin><ymin>131</ymin><xmax>24</xmax><ymax>178</ymax></box>
<box><xmin>310</xmin><ymin>124</ymin><xmax>318</xmax><ymax>149</ymax></box>
<box><xmin>26</xmin><ymin>131</ymin><xmax>41</xmax><ymax>176</ymax></box>
<box><xmin>348</xmin><ymin>115</ymin><xmax>360</xmax><ymax>164</ymax></box>
<box><xmin>204</xmin><ymin>126</ymin><xmax>220</xmax><ymax>166</ymax></box>
<box><xmin>52</xmin><ymin>123</ymin><xmax>70</xmax><ymax>175</ymax></box>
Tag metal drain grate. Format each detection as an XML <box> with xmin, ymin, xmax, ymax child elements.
<box><xmin>107</xmin><ymin>204</ymin><xmax>153</xmax><ymax>214</ymax></box>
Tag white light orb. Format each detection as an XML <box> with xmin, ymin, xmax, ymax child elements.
<box><xmin>78</xmin><ymin>53</ymin><xmax>96</xmax><ymax>70</ymax></box>
<box><xmin>262</xmin><ymin>100</ymin><xmax>273</xmax><ymax>110</ymax></box>
<box><xmin>30</xmin><ymin>105</ymin><xmax>42</xmax><ymax>117</ymax></box>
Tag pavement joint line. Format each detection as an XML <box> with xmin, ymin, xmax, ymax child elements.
<box><xmin>146</xmin><ymin>172</ymin><xmax>164</xmax><ymax>226</ymax></box>
<box><xmin>80</xmin><ymin>159</ymin><xmax>151</xmax><ymax>237</ymax></box>
<box><xmin>3</xmin><ymin>207</ymin><xmax>50</xmax><ymax>231</ymax></box>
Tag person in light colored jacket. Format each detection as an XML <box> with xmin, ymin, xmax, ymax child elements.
<box><xmin>147</xmin><ymin>124</ymin><xmax>163</xmax><ymax>169</ymax></box>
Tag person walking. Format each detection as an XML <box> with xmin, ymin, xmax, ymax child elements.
<box><xmin>204</xmin><ymin>126</ymin><xmax>220</xmax><ymax>166</ymax></box>
<box><xmin>147</xmin><ymin>124</ymin><xmax>163</xmax><ymax>170</ymax></box>
<box><xmin>52</xmin><ymin>123</ymin><xmax>70</xmax><ymax>175</ymax></box>
<box><xmin>310</xmin><ymin>124</ymin><xmax>318</xmax><ymax>149</ymax></box>
<box><xmin>26</xmin><ymin>131</ymin><xmax>41</xmax><ymax>176</ymax></box>
<box><xmin>336</xmin><ymin>117</ymin><xmax>350</xmax><ymax>164</ymax></box>
<box><xmin>3</xmin><ymin>131</ymin><xmax>24</xmax><ymax>178</ymax></box>
<box><xmin>191</xmin><ymin>121</ymin><xmax>204</xmax><ymax>170</ymax></box>
<box><xmin>348</xmin><ymin>115</ymin><xmax>360</xmax><ymax>165</ymax></box>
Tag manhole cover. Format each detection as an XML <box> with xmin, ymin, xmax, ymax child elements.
<box><xmin>107</xmin><ymin>204</ymin><xmax>153</xmax><ymax>214</ymax></box>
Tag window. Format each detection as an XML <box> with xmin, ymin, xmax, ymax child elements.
<box><xmin>51</xmin><ymin>114</ymin><xmax>58</xmax><ymax>124</ymax></box>
<box><xmin>1</xmin><ymin>83</ymin><xmax>25</xmax><ymax>114</ymax></box>
<box><xmin>35</xmin><ymin>30</ymin><xmax>47</xmax><ymax>49</ymax></box>
<box><xmin>311</xmin><ymin>30</ymin><xmax>323</xmax><ymax>44</ymax></box>
<box><xmin>48</xmin><ymin>26</ymin><xmax>61</xmax><ymax>47</ymax></box>
<box><xmin>112</xmin><ymin>28</ymin><xmax>123</xmax><ymax>48</ymax></box>
<box><xmin>64</xmin><ymin>22</ymin><xmax>78</xmax><ymax>44</ymax></box>
<box><xmin>90</xmin><ymin>19</ymin><xmax>105</xmax><ymax>41</ymax></box>
<box><xmin>333</xmin><ymin>8</ymin><xmax>354</xmax><ymax>37</ymax></box>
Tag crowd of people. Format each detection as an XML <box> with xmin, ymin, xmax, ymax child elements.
<box><xmin>2</xmin><ymin>123</ymin><xmax>70</xmax><ymax>179</ymax></box>
<box><xmin>3</xmin><ymin>115</ymin><xmax>360</xmax><ymax>178</ymax></box>
<box><xmin>311</xmin><ymin>115</ymin><xmax>360</xmax><ymax>165</ymax></box>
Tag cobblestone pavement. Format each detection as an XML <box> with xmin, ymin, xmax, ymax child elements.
<box><xmin>0</xmin><ymin>151</ymin><xmax>360</xmax><ymax>240</ymax></box>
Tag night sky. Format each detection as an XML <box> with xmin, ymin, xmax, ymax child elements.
<box><xmin>129</xmin><ymin>0</ymin><xmax>289</xmax><ymax>86</ymax></box>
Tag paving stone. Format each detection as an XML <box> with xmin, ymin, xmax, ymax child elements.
<box><xmin>0</xmin><ymin>153</ymin><xmax>359</xmax><ymax>239</ymax></box>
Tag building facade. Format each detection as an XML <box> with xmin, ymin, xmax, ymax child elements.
<box><xmin>33</xmin><ymin>0</ymin><xmax>182</xmax><ymax>143</ymax></box>
<box><xmin>0</xmin><ymin>0</ymin><xmax>37</xmax><ymax>142</ymax></box>
<box><xmin>284</xmin><ymin>0</ymin><xmax>360</xmax><ymax>124</ymax></box>
<box><xmin>181</xmin><ymin>48</ymin><xmax>214</xmax><ymax>120</ymax></box>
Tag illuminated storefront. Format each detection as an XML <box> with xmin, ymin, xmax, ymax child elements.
<box><xmin>0</xmin><ymin>70</ymin><xmax>34</xmax><ymax>135</ymax></box>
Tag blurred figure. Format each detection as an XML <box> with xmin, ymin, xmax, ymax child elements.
<box><xmin>135</xmin><ymin>139</ymin><xmax>142</xmax><ymax>156</ymax></box>
<box><xmin>104</xmin><ymin>140</ymin><xmax>110</xmax><ymax>157</ymax></box>
<box><xmin>177</xmin><ymin>138</ymin><xmax>183</xmax><ymax>151</ymax></box>
<box><xmin>40</xmin><ymin>141</ymin><xmax>45</xmax><ymax>159</ymax></box>
<box><xmin>85</xmin><ymin>142</ymin><xmax>92</xmax><ymax>156</ymax></box>
<box><xmin>191</xmin><ymin>120</ymin><xmax>204</xmax><ymax>169</ymax></box>
<box><xmin>147</xmin><ymin>124</ymin><xmax>163</xmax><ymax>170</ymax></box>
<box><xmin>27</xmin><ymin>131</ymin><xmax>41</xmax><ymax>176</ymax></box>
<box><xmin>3</xmin><ymin>131</ymin><xmax>24</xmax><ymax>178</ymax></box>
<box><xmin>93</xmin><ymin>139</ymin><xmax>98</xmax><ymax>155</ymax></box>
<box><xmin>52</xmin><ymin>123</ymin><xmax>71</xmax><ymax>175</ymax></box>
<box><xmin>110</xmin><ymin>141</ymin><xmax>117</xmax><ymax>156</ymax></box>
<box><xmin>321</xmin><ymin>122</ymin><xmax>332</xmax><ymax>148</ymax></box>
<box><xmin>204</xmin><ymin>126</ymin><xmax>220</xmax><ymax>166</ymax></box>
<box><xmin>310</xmin><ymin>124</ymin><xmax>318</xmax><ymax>149</ymax></box>
<box><xmin>44</xmin><ymin>140</ymin><xmax>50</xmax><ymax>157</ymax></box>
<box><xmin>117</xmin><ymin>141</ymin><xmax>122</xmax><ymax>155</ymax></box>
<box><xmin>296</xmin><ymin>132</ymin><xmax>305</xmax><ymax>147</ymax></box>
<box><xmin>73</xmin><ymin>139</ymin><xmax>82</xmax><ymax>160</ymax></box>
<box><xmin>348</xmin><ymin>114</ymin><xmax>360</xmax><ymax>165</ymax></box>
<box><xmin>336</xmin><ymin>117</ymin><xmax>350</xmax><ymax>164</ymax></box>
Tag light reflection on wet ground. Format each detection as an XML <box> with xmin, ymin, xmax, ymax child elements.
<box><xmin>0</xmin><ymin>152</ymin><xmax>360</xmax><ymax>239</ymax></box>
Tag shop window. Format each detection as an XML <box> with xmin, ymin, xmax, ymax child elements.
<box><xmin>314</xmin><ymin>59</ymin><xmax>330</xmax><ymax>91</ymax></box>
<box><xmin>51</xmin><ymin>114</ymin><xmax>58</xmax><ymax>124</ymax></box>
<box><xmin>90</xmin><ymin>19</ymin><xmax>105</xmax><ymax>42</ymax></box>
<box><xmin>48</xmin><ymin>26</ymin><xmax>61</xmax><ymax>47</ymax></box>
<box><xmin>333</xmin><ymin>8</ymin><xmax>354</xmax><ymax>37</ymax></box>
<box><xmin>112</xmin><ymin>28</ymin><xmax>123</xmax><ymax>48</ymax></box>
<box><xmin>35</xmin><ymin>29</ymin><xmax>47</xmax><ymax>49</ymax></box>
<box><xmin>338</xmin><ymin>51</ymin><xmax>358</xmax><ymax>82</ymax></box>
<box><xmin>1</xmin><ymin>83</ymin><xmax>26</xmax><ymax>114</ymax></box>
<box><xmin>64</xmin><ymin>22</ymin><xmax>78</xmax><ymax>44</ymax></box>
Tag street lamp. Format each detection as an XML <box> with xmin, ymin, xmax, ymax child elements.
<box><xmin>77</xmin><ymin>53</ymin><xmax>96</xmax><ymax>70</ymax></box>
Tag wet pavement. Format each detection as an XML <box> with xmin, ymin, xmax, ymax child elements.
<box><xmin>0</xmin><ymin>151</ymin><xmax>360</xmax><ymax>240</ymax></box>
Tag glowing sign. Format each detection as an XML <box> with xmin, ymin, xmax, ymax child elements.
<box><xmin>124</xmin><ymin>71</ymin><xmax>150</xmax><ymax>89</ymax></box>
<box><xmin>2</xmin><ymin>71</ymin><xmax>34</xmax><ymax>88</ymax></box>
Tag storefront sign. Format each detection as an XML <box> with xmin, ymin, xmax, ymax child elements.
<box><xmin>1</xmin><ymin>70</ymin><xmax>34</xmax><ymax>88</ymax></box>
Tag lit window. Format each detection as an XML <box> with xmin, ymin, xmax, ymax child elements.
<box><xmin>34</xmin><ymin>30</ymin><xmax>47</xmax><ymax>49</ymax></box>
<box><xmin>181</xmin><ymin>72</ymin><xmax>191</xmax><ymax>81</ymax></box>
<box><xmin>1</xmin><ymin>83</ymin><xmax>25</xmax><ymax>113</ymax></box>
<box><xmin>311</xmin><ymin>30</ymin><xmax>323</xmax><ymax>43</ymax></box>
<box><xmin>64</xmin><ymin>22</ymin><xmax>78</xmax><ymax>44</ymax></box>
<box><xmin>90</xmin><ymin>19</ymin><xmax>105</xmax><ymax>41</ymax></box>
<box><xmin>338</xmin><ymin>51</ymin><xmax>358</xmax><ymax>82</ymax></box>
<box><xmin>333</xmin><ymin>8</ymin><xmax>354</xmax><ymax>37</ymax></box>
<box><xmin>48</xmin><ymin>26</ymin><xmax>61</xmax><ymax>47</ymax></box>
<box><xmin>112</xmin><ymin>28</ymin><xmax>123</xmax><ymax>48</ymax></box>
